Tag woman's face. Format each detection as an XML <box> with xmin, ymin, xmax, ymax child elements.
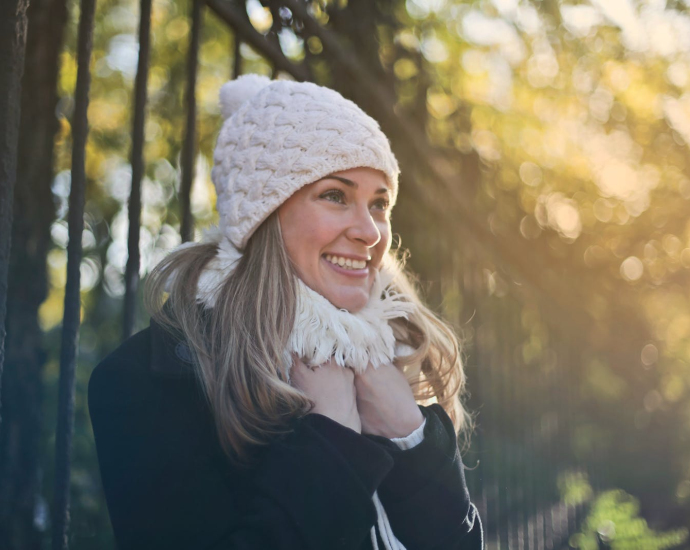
<box><xmin>278</xmin><ymin>167</ymin><xmax>393</xmax><ymax>313</ymax></box>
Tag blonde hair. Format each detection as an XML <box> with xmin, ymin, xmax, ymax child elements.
<box><xmin>145</xmin><ymin>213</ymin><xmax>473</xmax><ymax>463</ymax></box>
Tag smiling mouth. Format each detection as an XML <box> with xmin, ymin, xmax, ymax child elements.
<box><xmin>323</xmin><ymin>254</ymin><xmax>369</xmax><ymax>271</ymax></box>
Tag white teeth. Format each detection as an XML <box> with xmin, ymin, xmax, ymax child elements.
<box><xmin>325</xmin><ymin>255</ymin><xmax>368</xmax><ymax>270</ymax></box>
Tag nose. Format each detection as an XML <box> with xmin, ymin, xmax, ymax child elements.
<box><xmin>347</xmin><ymin>204</ymin><xmax>381</xmax><ymax>247</ymax></box>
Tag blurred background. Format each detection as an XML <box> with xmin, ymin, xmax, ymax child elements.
<box><xmin>1</xmin><ymin>0</ymin><xmax>690</xmax><ymax>548</ymax></box>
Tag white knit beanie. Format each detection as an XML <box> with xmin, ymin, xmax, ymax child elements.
<box><xmin>211</xmin><ymin>74</ymin><xmax>400</xmax><ymax>250</ymax></box>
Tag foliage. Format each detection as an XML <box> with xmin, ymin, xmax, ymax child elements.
<box><xmin>569</xmin><ymin>489</ymin><xmax>688</xmax><ymax>550</ymax></box>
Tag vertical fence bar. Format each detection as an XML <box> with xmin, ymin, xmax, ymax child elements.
<box><xmin>482</xmin><ymin>282</ymin><xmax>498</xmax><ymax>548</ymax></box>
<box><xmin>462</xmin><ymin>256</ymin><xmax>488</xmax><ymax>538</ymax></box>
<box><xmin>503</xmin><ymin>302</ymin><xmax>518</xmax><ymax>550</ymax></box>
<box><xmin>560</xmin><ymin>342</ymin><xmax>575</xmax><ymax>542</ymax></box>
<box><xmin>268</xmin><ymin>0</ymin><xmax>281</xmax><ymax>78</ymax></box>
<box><xmin>519</xmin><ymin>305</ymin><xmax>535</xmax><ymax>550</ymax></box>
<box><xmin>556</xmin><ymin>342</ymin><xmax>570</xmax><ymax>548</ymax></box>
<box><xmin>566</xmin><ymin>340</ymin><xmax>581</xmax><ymax>536</ymax></box>
<box><xmin>512</xmin><ymin>306</ymin><xmax>523</xmax><ymax>550</ymax></box>
<box><xmin>496</xmin><ymin>298</ymin><xmax>509</xmax><ymax>550</ymax></box>
<box><xmin>230</xmin><ymin>0</ymin><xmax>248</xmax><ymax>79</ymax></box>
<box><xmin>493</xmin><ymin>296</ymin><xmax>507</xmax><ymax>549</ymax></box>
<box><xmin>123</xmin><ymin>0</ymin><xmax>153</xmax><ymax>340</ymax></box>
<box><xmin>543</xmin><ymin>351</ymin><xmax>557</xmax><ymax>550</ymax></box>
<box><xmin>528</xmin><ymin>345</ymin><xmax>540</xmax><ymax>550</ymax></box>
<box><xmin>180</xmin><ymin>0</ymin><xmax>201</xmax><ymax>243</ymax></box>
<box><xmin>0</xmin><ymin>0</ymin><xmax>30</xmax><ymax>421</ymax></box>
<box><xmin>233</xmin><ymin>33</ymin><xmax>242</xmax><ymax>79</ymax></box>
<box><xmin>51</xmin><ymin>0</ymin><xmax>96</xmax><ymax>545</ymax></box>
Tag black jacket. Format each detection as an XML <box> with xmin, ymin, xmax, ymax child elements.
<box><xmin>89</xmin><ymin>319</ymin><xmax>484</xmax><ymax>549</ymax></box>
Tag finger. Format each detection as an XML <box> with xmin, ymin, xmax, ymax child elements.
<box><xmin>354</xmin><ymin>362</ymin><xmax>377</xmax><ymax>381</ymax></box>
<box><xmin>289</xmin><ymin>359</ymin><xmax>313</xmax><ymax>382</ymax></box>
<box><xmin>293</xmin><ymin>355</ymin><xmax>315</xmax><ymax>370</ymax></box>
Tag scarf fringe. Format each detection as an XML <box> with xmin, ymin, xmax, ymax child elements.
<box><xmin>289</xmin><ymin>271</ymin><xmax>415</xmax><ymax>375</ymax></box>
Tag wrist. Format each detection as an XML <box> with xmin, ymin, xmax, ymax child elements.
<box><xmin>391</xmin><ymin>417</ymin><xmax>426</xmax><ymax>449</ymax></box>
<box><xmin>391</xmin><ymin>409</ymin><xmax>425</xmax><ymax>438</ymax></box>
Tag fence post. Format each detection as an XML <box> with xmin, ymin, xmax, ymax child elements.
<box><xmin>123</xmin><ymin>0</ymin><xmax>153</xmax><ymax>339</ymax></box>
<box><xmin>179</xmin><ymin>0</ymin><xmax>202</xmax><ymax>244</ymax></box>
<box><xmin>0</xmin><ymin>0</ymin><xmax>30</xmax><ymax>423</ymax></box>
<box><xmin>51</xmin><ymin>0</ymin><xmax>96</xmax><ymax>545</ymax></box>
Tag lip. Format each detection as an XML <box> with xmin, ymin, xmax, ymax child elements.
<box><xmin>323</xmin><ymin>252</ymin><xmax>372</xmax><ymax>262</ymax></box>
<box><xmin>321</xmin><ymin>255</ymin><xmax>369</xmax><ymax>278</ymax></box>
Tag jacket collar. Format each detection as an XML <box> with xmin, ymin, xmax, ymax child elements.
<box><xmin>150</xmin><ymin>318</ymin><xmax>197</xmax><ymax>378</ymax></box>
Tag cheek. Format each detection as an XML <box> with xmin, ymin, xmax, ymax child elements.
<box><xmin>299</xmin><ymin>213</ymin><xmax>333</xmax><ymax>246</ymax></box>
<box><xmin>378</xmin><ymin>221</ymin><xmax>393</xmax><ymax>252</ymax></box>
<box><xmin>280</xmin><ymin>207</ymin><xmax>332</xmax><ymax>272</ymax></box>
<box><xmin>279</xmin><ymin>208</ymin><xmax>307</xmax><ymax>267</ymax></box>
<box><xmin>296</xmin><ymin>207</ymin><xmax>341</xmax><ymax>247</ymax></box>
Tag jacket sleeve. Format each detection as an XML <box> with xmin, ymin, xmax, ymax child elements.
<box><xmin>88</xmin><ymin>342</ymin><xmax>394</xmax><ymax>550</ymax></box>
<box><xmin>365</xmin><ymin>404</ymin><xmax>484</xmax><ymax>550</ymax></box>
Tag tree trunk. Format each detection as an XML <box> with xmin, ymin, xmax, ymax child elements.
<box><xmin>0</xmin><ymin>0</ymin><xmax>68</xmax><ymax>547</ymax></box>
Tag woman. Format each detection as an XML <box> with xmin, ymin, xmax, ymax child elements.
<box><xmin>89</xmin><ymin>74</ymin><xmax>483</xmax><ymax>550</ymax></box>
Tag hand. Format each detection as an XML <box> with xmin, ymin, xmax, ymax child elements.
<box><xmin>289</xmin><ymin>356</ymin><xmax>362</xmax><ymax>433</ymax></box>
<box><xmin>354</xmin><ymin>362</ymin><xmax>424</xmax><ymax>439</ymax></box>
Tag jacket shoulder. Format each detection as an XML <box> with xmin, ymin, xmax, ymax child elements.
<box><xmin>98</xmin><ymin>326</ymin><xmax>151</xmax><ymax>370</ymax></box>
<box><xmin>88</xmin><ymin>327</ymin><xmax>152</xmax><ymax>412</ymax></box>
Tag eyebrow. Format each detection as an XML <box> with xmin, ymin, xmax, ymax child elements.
<box><xmin>318</xmin><ymin>175</ymin><xmax>390</xmax><ymax>195</ymax></box>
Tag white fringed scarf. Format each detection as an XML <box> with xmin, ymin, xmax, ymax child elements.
<box><xmin>181</xmin><ymin>226</ymin><xmax>415</xmax><ymax>550</ymax></box>
<box><xmin>286</xmin><ymin>259</ymin><xmax>416</xmax><ymax>377</ymax></box>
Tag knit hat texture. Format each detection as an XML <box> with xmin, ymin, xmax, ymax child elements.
<box><xmin>212</xmin><ymin>74</ymin><xmax>400</xmax><ymax>249</ymax></box>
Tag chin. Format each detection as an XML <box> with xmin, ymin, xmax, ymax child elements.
<box><xmin>327</xmin><ymin>289</ymin><xmax>370</xmax><ymax>313</ymax></box>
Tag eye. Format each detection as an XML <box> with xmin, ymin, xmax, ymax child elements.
<box><xmin>320</xmin><ymin>189</ymin><xmax>345</xmax><ymax>204</ymax></box>
<box><xmin>372</xmin><ymin>197</ymin><xmax>390</xmax><ymax>211</ymax></box>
